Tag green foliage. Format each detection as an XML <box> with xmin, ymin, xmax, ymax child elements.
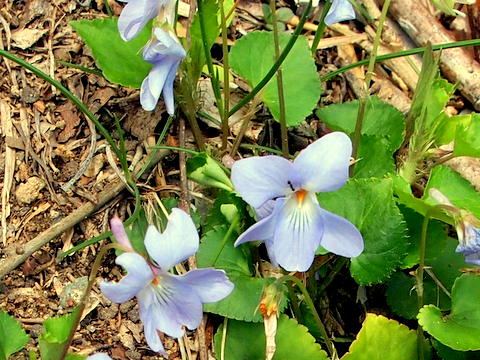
<box><xmin>0</xmin><ymin>310</ymin><xmax>29</xmax><ymax>360</ymax></box>
<box><xmin>70</xmin><ymin>18</ymin><xmax>152</xmax><ymax>88</ymax></box>
<box><xmin>39</xmin><ymin>308</ymin><xmax>80</xmax><ymax>360</ymax></box>
<box><xmin>187</xmin><ymin>153</ymin><xmax>234</xmax><ymax>191</ymax></box>
<box><xmin>317</xmin><ymin>96</ymin><xmax>405</xmax><ymax>151</ymax></box>
<box><xmin>342</xmin><ymin>313</ymin><xmax>418</xmax><ymax>360</ymax></box>
<box><xmin>214</xmin><ymin>315</ymin><xmax>328</xmax><ymax>360</ymax></box>
<box><xmin>318</xmin><ymin>178</ymin><xmax>409</xmax><ymax>285</ymax></box>
<box><xmin>230</xmin><ymin>31</ymin><xmax>321</xmax><ymax>126</ymax></box>
<box><xmin>453</xmin><ymin>114</ymin><xmax>480</xmax><ymax>157</ymax></box>
<box><xmin>424</xmin><ymin>166</ymin><xmax>480</xmax><ymax>219</ymax></box>
<box><xmin>433</xmin><ymin>339</ymin><xmax>480</xmax><ymax>360</ymax></box>
<box><xmin>123</xmin><ymin>209</ymin><xmax>148</xmax><ymax>256</ymax></box>
<box><xmin>418</xmin><ymin>274</ymin><xmax>480</xmax><ymax>351</ymax></box>
<box><xmin>316</xmin><ymin>96</ymin><xmax>405</xmax><ymax>177</ymax></box>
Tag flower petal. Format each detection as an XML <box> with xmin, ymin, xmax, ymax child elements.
<box><xmin>110</xmin><ymin>216</ymin><xmax>133</xmax><ymax>251</ymax></box>
<box><xmin>231</xmin><ymin>155</ymin><xmax>293</xmax><ymax>208</ymax></box>
<box><xmin>86</xmin><ymin>354</ymin><xmax>112</xmax><ymax>360</ymax></box>
<box><xmin>137</xmin><ymin>274</ymin><xmax>203</xmax><ymax>341</ymax></box>
<box><xmin>234</xmin><ymin>204</ymin><xmax>277</xmax><ymax>246</ymax></box>
<box><xmin>179</xmin><ymin>268</ymin><xmax>234</xmax><ymax>303</ymax></box>
<box><xmin>319</xmin><ymin>208</ymin><xmax>363</xmax><ymax>257</ymax></box>
<box><xmin>144</xmin><ymin>208</ymin><xmax>199</xmax><ymax>271</ymax></box>
<box><xmin>100</xmin><ymin>253</ymin><xmax>153</xmax><ymax>303</ymax></box>
<box><xmin>118</xmin><ymin>0</ymin><xmax>161</xmax><ymax>41</ymax></box>
<box><xmin>324</xmin><ymin>0</ymin><xmax>356</xmax><ymax>26</ymax></box>
<box><xmin>293</xmin><ymin>132</ymin><xmax>352</xmax><ymax>193</ymax></box>
<box><xmin>140</xmin><ymin>60</ymin><xmax>175</xmax><ymax>111</ymax></box>
<box><xmin>161</xmin><ymin>59</ymin><xmax>181</xmax><ymax>115</ymax></box>
<box><xmin>272</xmin><ymin>193</ymin><xmax>324</xmax><ymax>272</ymax></box>
<box><xmin>464</xmin><ymin>253</ymin><xmax>480</xmax><ymax>266</ymax></box>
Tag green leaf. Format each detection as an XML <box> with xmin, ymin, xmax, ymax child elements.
<box><xmin>203</xmin><ymin>190</ymin><xmax>251</xmax><ymax>233</ymax></box>
<box><xmin>453</xmin><ymin>114</ymin><xmax>480</xmax><ymax>157</ymax></box>
<box><xmin>205</xmin><ymin>274</ymin><xmax>282</xmax><ymax>322</ymax></box>
<box><xmin>342</xmin><ymin>313</ymin><xmax>417</xmax><ymax>360</ymax></box>
<box><xmin>355</xmin><ymin>135</ymin><xmax>396</xmax><ymax>178</ymax></box>
<box><xmin>214</xmin><ymin>315</ymin><xmax>328</xmax><ymax>360</ymax></box>
<box><xmin>70</xmin><ymin>18</ymin><xmax>152</xmax><ymax>88</ymax></box>
<box><xmin>187</xmin><ymin>153</ymin><xmax>234</xmax><ymax>191</ymax></box>
<box><xmin>318</xmin><ymin>178</ymin><xmax>409</xmax><ymax>285</ymax></box>
<box><xmin>39</xmin><ymin>308</ymin><xmax>79</xmax><ymax>360</ymax></box>
<box><xmin>197</xmin><ymin>225</ymin><xmax>252</xmax><ymax>275</ymax></box>
<box><xmin>386</xmin><ymin>271</ymin><xmax>451</xmax><ymax>320</ymax></box>
<box><xmin>433</xmin><ymin>339</ymin><xmax>480</xmax><ymax>360</ymax></box>
<box><xmin>418</xmin><ymin>274</ymin><xmax>480</xmax><ymax>351</ymax></box>
<box><xmin>230</xmin><ymin>31</ymin><xmax>321</xmax><ymax>126</ymax></box>
<box><xmin>435</xmin><ymin>114</ymin><xmax>471</xmax><ymax>145</ymax></box>
<box><xmin>0</xmin><ymin>310</ymin><xmax>29</xmax><ymax>360</ymax></box>
<box><xmin>316</xmin><ymin>96</ymin><xmax>405</xmax><ymax>151</ymax></box>
<box><xmin>400</xmin><ymin>206</ymin><xmax>449</xmax><ymax>268</ymax></box>
<box><xmin>424</xmin><ymin>166</ymin><xmax>480</xmax><ymax>219</ymax></box>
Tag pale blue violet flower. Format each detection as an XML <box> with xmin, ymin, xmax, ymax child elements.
<box><xmin>429</xmin><ymin>188</ymin><xmax>480</xmax><ymax>266</ymax></box>
<box><xmin>117</xmin><ymin>0</ymin><xmax>175</xmax><ymax>41</ymax></box>
<box><xmin>86</xmin><ymin>354</ymin><xmax>112</xmax><ymax>360</ymax></box>
<box><xmin>100</xmin><ymin>208</ymin><xmax>234</xmax><ymax>354</ymax></box>
<box><xmin>324</xmin><ymin>0</ymin><xmax>355</xmax><ymax>25</ymax></box>
<box><xmin>231</xmin><ymin>132</ymin><xmax>364</xmax><ymax>272</ymax></box>
<box><xmin>140</xmin><ymin>27</ymin><xmax>186</xmax><ymax>114</ymax></box>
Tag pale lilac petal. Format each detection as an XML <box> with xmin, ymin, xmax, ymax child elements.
<box><xmin>100</xmin><ymin>253</ymin><xmax>153</xmax><ymax>303</ymax></box>
<box><xmin>179</xmin><ymin>268</ymin><xmax>234</xmax><ymax>303</ymax></box>
<box><xmin>161</xmin><ymin>59</ymin><xmax>181</xmax><ymax>115</ymax></box>
<box><xmin>86</xmin><ymin>354</ymin><xmax>112</xmax><ymax>360</ymax></box>
<box><xmin>110</xmin><ymin>216</ymin><xmax>133</xmax><ymax>251</ymax></box>
<box><xmin>255</xmin><ymin>199</ymin><xmax>275</xmax><ymax>219</ymax></box>
<box><xmin>234</xmin><ymin>203</ymin><xmax>278</xmax><ymax>246</ymax></box>
<box><xmin>231</xmin><ymin>156</ymin><xmax>293</xmax><ymax>208</ymax></box>
<box><xmin>137</xmin><ymin>274</ymin><xmax>203</xmax><ymax>340</ymax></box>
<box><xmin>293</xmin><ymin>132</ymin><xmax>352</xmax><ymax>193</ymax></box>
<box><xmin>464</xmin><ymin>253</ymin><xmax>480</xmax><ymax>266</ymax></box>
<box><xmin>319</xmin><ymin>208</ymin><xmax>363</xmax><ymax>257</ymax></box>
<box><xmin>144</xmin><ymin>208</ymin><xmax>199</xmax><ymax>271</ymax></box>
<box><xmin>325</xmin><ymin>0</ymin><xmax>356</xmax><ymax>25</ymax></box>
<box><xmin>140</xmin><ymin>60</ymin><xmax>175</xmax><ymax>111</ymax></box>
<box><xmin>272</xmin><ymin>193</ymin><xmax>324</xmax><ymax>272</ymax></box>
<box><xmin>118</xmin><ymin>0</ymin><xmax>161</xmax><ymax>41</ymax></box>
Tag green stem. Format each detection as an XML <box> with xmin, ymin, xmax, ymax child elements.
<box><xmin>0</xmin><ymin>49</ymin><xmax>121</xmax><ymax>158</ymax></box>
<box><xmin>351</xmin><ymin>0</ymin><xmax>391</xmax><ymax>176</ymax></box>
<box><xmin>416</xmin><ymin>209</ymin><xmax>434</xmax><ymax>360</ymax></box>
<box><xmin>287</xmin><ymin>283</ymin><xmax>303</xmax><ymax>323</ymax></box>
<box><xmin>219</xmin><ymin>0</ymin><xmax>230</xmax><ymax>151</ymax></box>
<box><xmin>150</xmin><ymin>145</ymin><xmax>199</xmax><ymax>155</ymax></box>
<box><xmin>317</xmin><ymin>257</ymin><xmax>348</xmax><ymax>295</ymax></box>
<box><xmin>228</xmin><ymin>0</ymin><xmax>313</xmax><ymax>118</ymax></box>
<box><xmin>198</xmin><ymin>0</ymin><xmax>224</xmax><ymax>117</ymax></box>
<box><xmin>321</xmin><ymin>38</ymin><xmax>480</xmax><ymax>82</ymax></box>
<box><xmin>270</xmin><ymin>0</ymin><xmax>289</xmax><ymax>157</ymax></box>
<box><xmin>103</xmin><ymin>0</ymin><xmax>113</xmax><ymax>16</ymax></box>
<box><xmin>311</xmin><ymin>0</ymin><xmax>332</xmax><ymax>55</ymax></box>
<box><xmin>209</xmin><ymin>215</ymin><xmax>240</xmax><ymax>267</ymax></box>
<box><xmin>275</xmin><ymin>274</ymin><xmax>334</xmax><ymax>357</ymax></box>
<box><xmin>60</xmin><ymin>243</ymin><xmax>121</xmax><ymax>360</ymax></box>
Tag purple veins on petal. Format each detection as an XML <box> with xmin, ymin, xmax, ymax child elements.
<box><xmin>324</xmin><ymin>0</ymin><xmax>356</xmax><ymax>26</ymax></box>
<box><xmin>231</xmin><ymin>132</ymin><xmax>364</xmax><ymax>272</ymax></box>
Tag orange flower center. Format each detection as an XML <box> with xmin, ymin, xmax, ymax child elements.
<box><xmin>295</xmin><ymin>189</ymin><xmax>308</xmax><ymax>205</ymax></box>
<box><xmin>152</xmin><ymin>278</ymin><xmax>159</xmax><ymax>285</ymax></box>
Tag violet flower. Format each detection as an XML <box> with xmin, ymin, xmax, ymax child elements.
<box><xmin>324</xmin><ymin>0</ymin><xmax>355</xmax><ymax>25</ymax></box>
<box><xmin>86</xmin><ymin>354</ymin><xmax>112</xmax><ymax>360</ymax></box>
<box><xmin>231</xmin><ymin>132</ymin><xmax>364</xmax><ymax>272</ymax></box>
<box><xmin>140</xmin><ymin>27</ymin><xmax>186</xmax><ymax>114</ymax></box>
<box><xmin>100</xmin><ymin>208</ymin><xmax>234</xmax><ymax>354</ymax></box>
<box><xmin>429</xmin><ymin>188</ymin><xmax>480</xmax><ymax>266</ymax></box>
<box><xmin>117</xmin><ymin>0</ymin><xmax>175</xmax><ymax>41</ymax></box>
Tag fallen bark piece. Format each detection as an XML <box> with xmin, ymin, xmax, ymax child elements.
<box><xmin>385</xmin><ymin>0</ymin><xmax>480</xmax><ymax>110</ymax></box>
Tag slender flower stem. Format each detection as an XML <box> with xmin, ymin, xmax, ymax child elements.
<box><xmin>317</xmin><ymin>257</ymin><xmax>348</xmax><ymax>295</ymax></box>
<box><xmin>228</xmin><ymin>0</ymin><xmax>312</xmax><ymax>118</ymax></box>
<box><xmin>351</xmin><ymin>0</ymin><xmax>391</xmax><ymax>176</ymax></box>
<box><xmin>60</xmin><ymin>243</ymin><xmax>122</xmax><ymax>360</ymax></box>
<box><xmin>270</xmin><ymin>0</ymin><xmax>289</xmax><ymax>157</ymax></box>
<box><xmin>219</xmin><ymin>0</ymin><xmax>230</xmax><ymax>151</ymax></box>
<box><xmin>198</xmin><ymin>0</ymin><xmax>224</xmax><ymax>117</ymax></box>
<box><xmin>286</xmin><ymin>283</ymin><xmax>303</xmax><ymax>323</ymax></box>
<box><xmin>275</xmin><ymin>274</ymin><xmax>335</xmax><ymax>357</ymax></box>
<box><xmin>230</xmin><ymin>96</ymin><xmax>262</xmax><ymax>156</ymax></box>
<box><xmin>310</xmin><ymin>1</ymin><xmax>332</xmax><ymax>55</ymax></box>
<box><xmin>210</xmin><ymin>215</ymin><xmax>240</xmax><ymax>267</ymax></box>
<box><xmin>321</xmin><ymin>38</ymin><xmax>480</xmax><ymax>82</ymax></box>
